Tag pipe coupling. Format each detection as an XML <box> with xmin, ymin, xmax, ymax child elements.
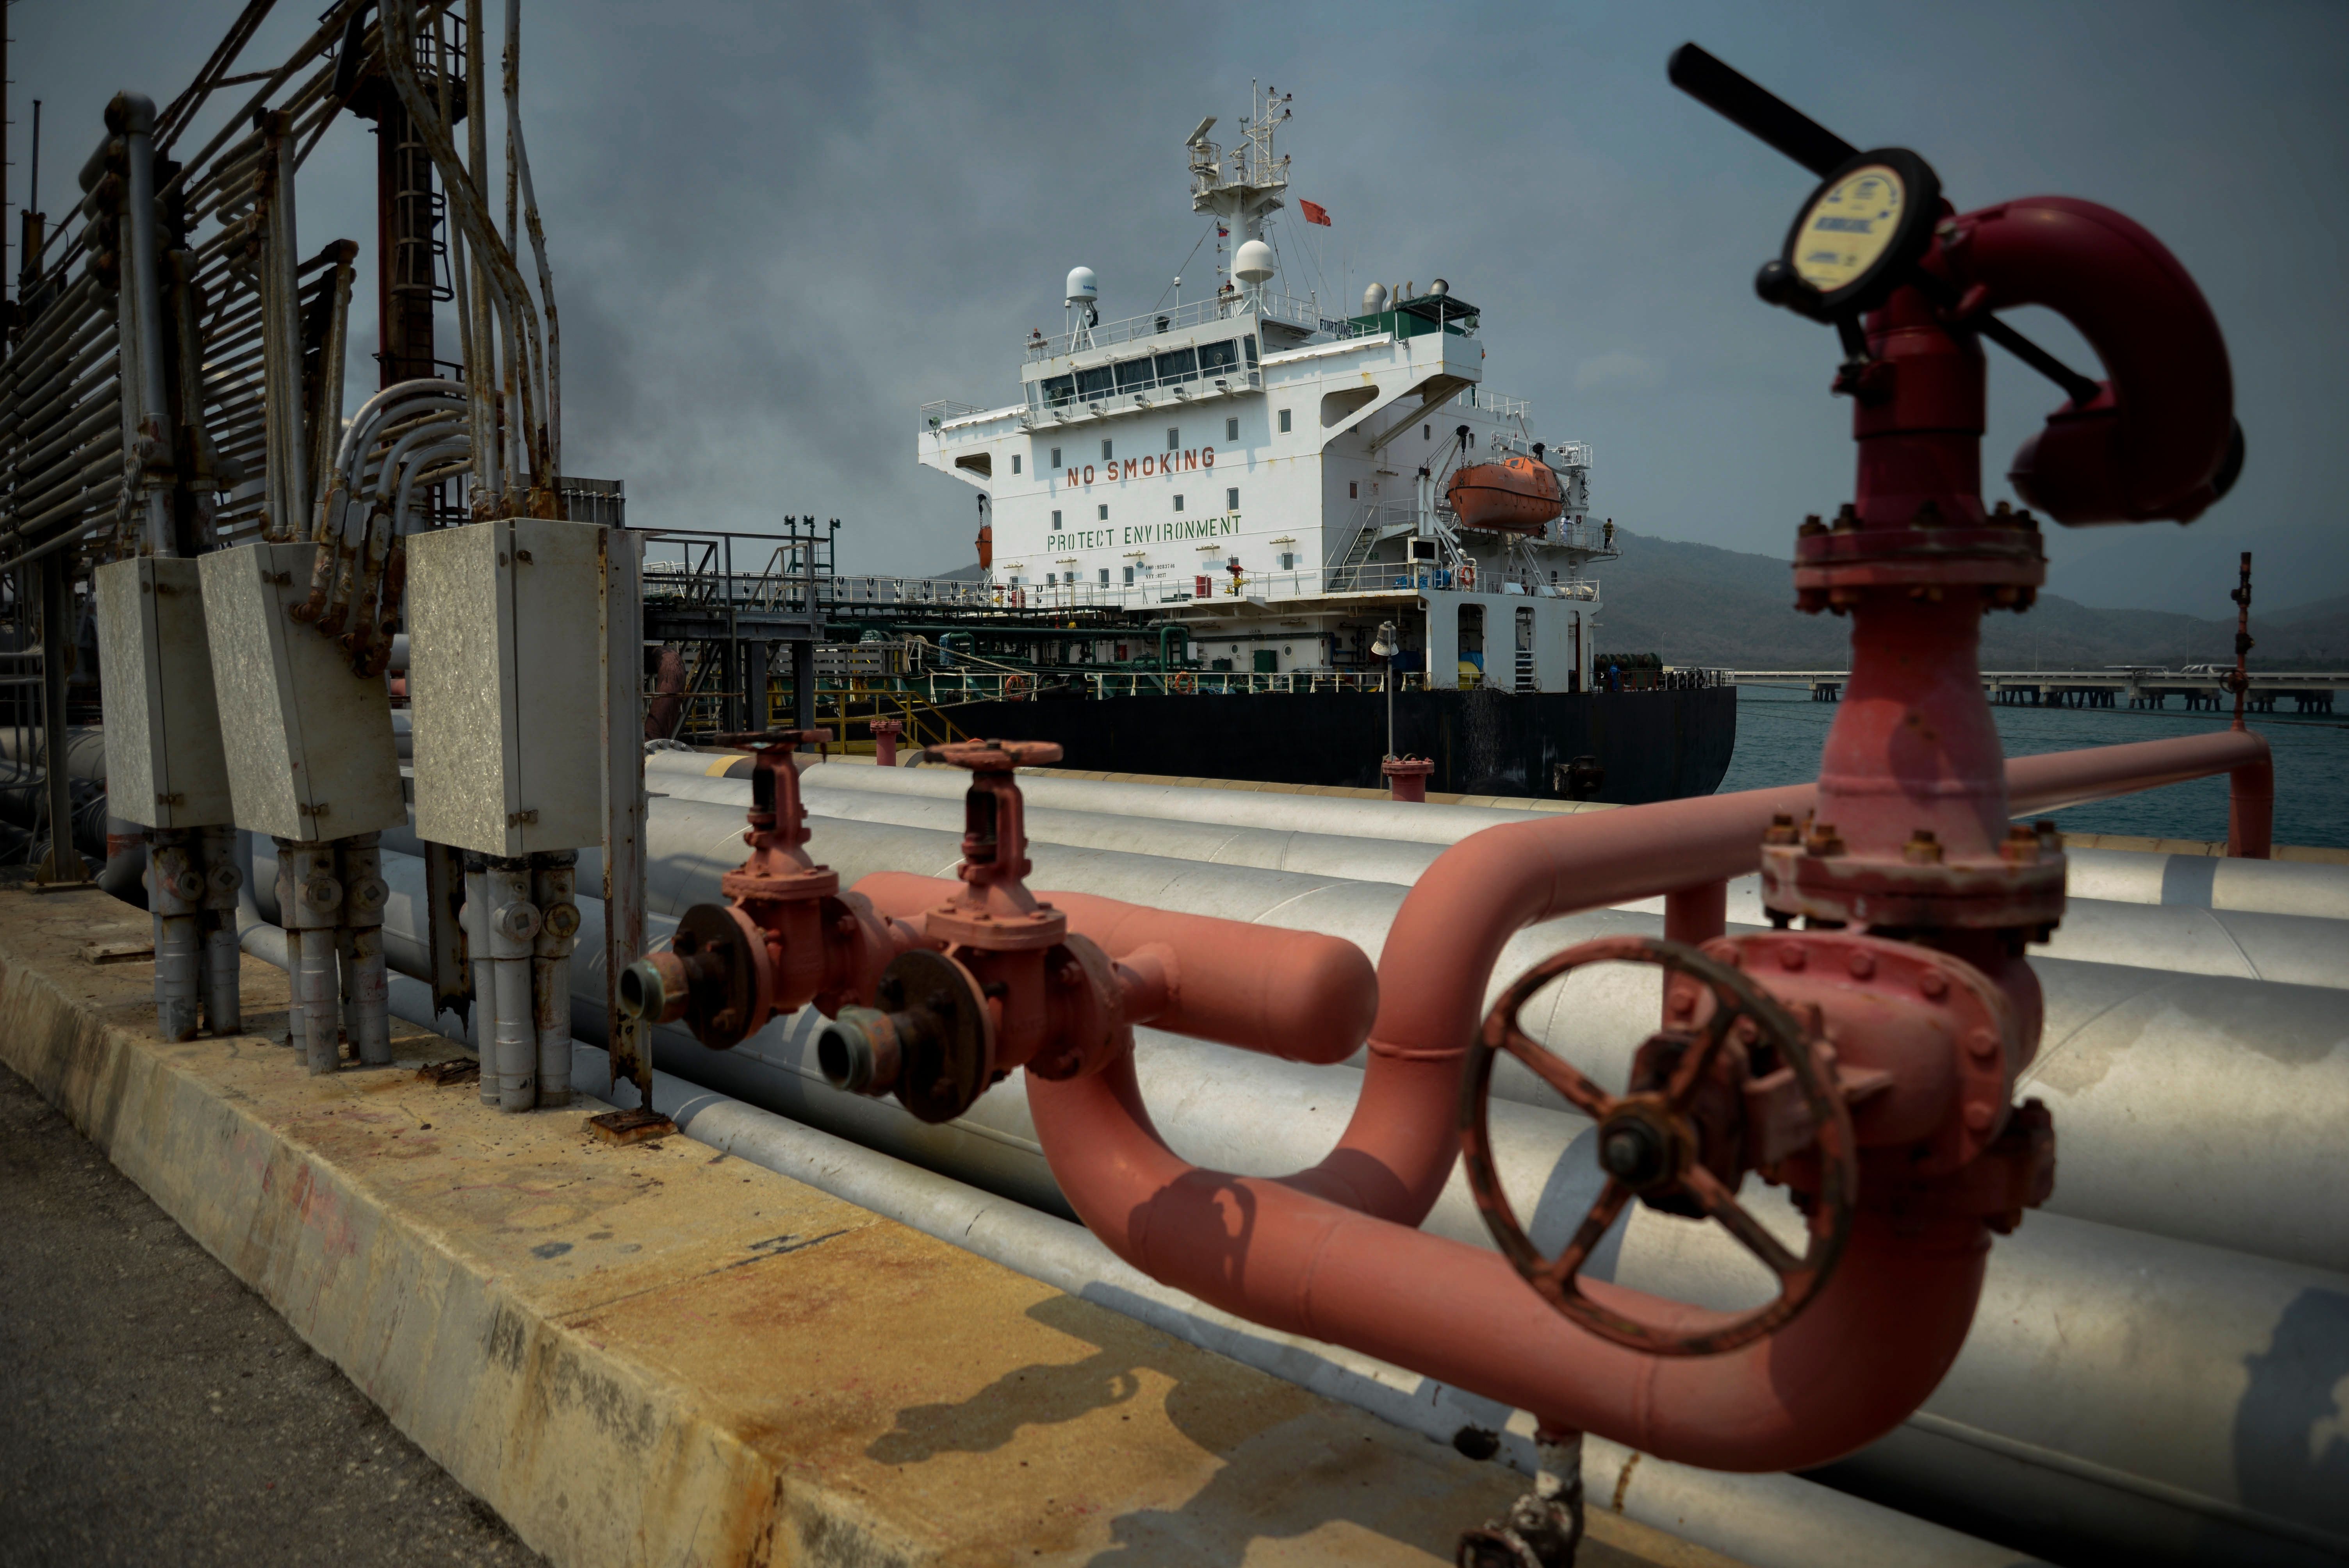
<box><xmin>817</xmin><ymin>1008</ymin><xmax>903</xmax><ymax>1097</ymax></box>
<box><xmin>492</xmin><ymin>901</ymin><xmax>542</xmax><ymax>943</ymax></box>
<box><xmin>344</xmin><ymin>875</ymin><xmax>390</xmax><ymax>919</ymax></box>
<box><xmin>298</xmin><ymin>874</ymin><xmax>343</xmax><ymax>915</ymax></box>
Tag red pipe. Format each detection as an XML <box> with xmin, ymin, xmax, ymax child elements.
<box><xmin>854</xmin><ymin>872</ymin><xmax>1377</xmax><ymax>1067</ymax></box>
<box><xmin>1027</xmin><ymin>1055</ymin><xmax>1988</xmax><ymax>1472</ymax></box>
<box><xmin>2228</xmin><ymin>757</ymin><xmax>2275</xmax><ymax>860</ymax></box>
<box><xmin>2004</xmin><ymin>727</ymin><xmax>2270</xmax><ymax>817</ymax></box>
<box><xmin>1663</xmin><ymin>880</ymin><xmax>1729</xmax><ymax>946</ymax></box>
<box><xmin>1383</xmin><ymin>756</ymin><xmax>1434</xmax><ymax>802</ymax></box>
<box><xmin>1943</xmin><ymin>198</ymin><xmax>2235</xmax><ymax>525</ymax></box>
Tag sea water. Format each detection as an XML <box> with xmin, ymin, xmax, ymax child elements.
<box><xmin>1717</xmin><ymin>684</ymin><xmax>2349</xmax><ymax>851</ymax></box>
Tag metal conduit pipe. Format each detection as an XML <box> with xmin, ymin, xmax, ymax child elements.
<box><xmin>282</xmin><ymin>839</ymin><xmax>341</xmax><ymax>1073</ymax></box>
<box><xmin>315</xmin><ymin>848</ymin><xmax>2346</xmax><ymax>1565</ymax></box>
<box><xmin>594</xmin><ymin>796</ymin><xmax>2349</xmax><ymax>1272</ymax></box>
<box><xmin>463</xmin><ymin>855</ymin><xmax>497</xmax><ymax>1108</ymax></box>
<box><xmin>340</xmin><ymin>832</ymin><xmax>391</xmax><ymax>1065</ymax></box>
<box><xmin>198</xmin><ymin>825</ymin><xmax>242</xmax><ymax>1035</ymax></box>
<box><xmin>655</xmin><ymin>770</ymin><xmax>2349</xmax><ymax>991</ymax></box>
<box><xmin>223</xmin><ymin>912</ymin><xmax>2037</xmax><ymax>1568</ymax></box>
<box><xmin>330</xmin><ymin>379</ymin><xmax>469</xmax><ymax>486</ymax></box>
<box><xmin>487</xmin><ymin>857</ymin><xmax>540</xmax><ymax>1112</ymax></box>
<box><xmin>533</xmin><ymin>852</ymin><xmax>578</xmax><ymax>1107</ymax></box>
<box><xmin>146</xmin><ymin>829</ymin><xmax>202</xmax><ymax>1040</ymax></box>
<box><xmin>112</xmin><ymin>92</ymin><xmax>176</xmax><ymax>556</ymax></box>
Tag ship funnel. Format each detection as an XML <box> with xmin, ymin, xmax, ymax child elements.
<box><xmin>1065</xmin><ymin>266</ymin><xmax>1099</xmax><ymax>307</ymax></box>
<box><xmin>1233</xmin><ymin>239</ymin><xmax>1276</xmax><ymax>286</ymax></box>
<box><xmin>1362</xmin><ymin>282</ymin><xmax>1389</xmax><ymax>314</ymax></box>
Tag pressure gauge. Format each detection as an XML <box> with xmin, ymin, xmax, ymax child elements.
<box><xmin>1765</xmin><ymin>148</ymin><xmax>1941</xmax><ymax>317</ymax></box>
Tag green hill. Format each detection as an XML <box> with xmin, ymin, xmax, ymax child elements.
<box><xmin>1593</xmin><ymin>531</ymin><xmax>2346</xmax><ymax>670</ymax></box>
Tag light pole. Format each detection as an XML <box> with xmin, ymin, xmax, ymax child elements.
<box><xmin>1372</xmin><ymin>620</ymin><xmax>1398</xmax><ymax>759</ymax></box>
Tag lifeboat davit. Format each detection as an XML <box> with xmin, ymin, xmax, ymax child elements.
<box><xmin>1445</xmin><ymin>456</ymin><xmax>1563</xmax><ymax>535</ymax></box>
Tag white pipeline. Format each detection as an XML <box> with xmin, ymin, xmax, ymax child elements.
<box><xmin>649</xmin><ymin>768</ymin><xmax>2349</xmax><ymax>991</ymax></box>
<box><xmin>666</xmin><ymin>752</ymin><xmax>2349</xmax><ymax>921</ymax></box>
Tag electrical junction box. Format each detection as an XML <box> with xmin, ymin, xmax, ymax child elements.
<box><xmin>198</xmin><ymin>541</ymin><xmax>407</xmax><ymax>843</ymax></box>
<box><xmin>93</xmin><ymin>556</ymin><xmax>234</xmax><ymax>830</ymax></box>
<box><xmin>406</xmin><ymin>517</ymin><xmax>606</xmax><ymax>857</ymax></box>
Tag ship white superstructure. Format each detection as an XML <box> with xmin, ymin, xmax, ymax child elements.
<box><xmin>918</xmin><ymin>89</ymin><xmax>1617</xmax><ymax>691</ymax></box>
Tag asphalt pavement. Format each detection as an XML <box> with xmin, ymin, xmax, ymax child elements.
<box><xmin>0</xmin><ymin>1061</ymin><xmax>546</xmax><ymax>1567</ymax></box>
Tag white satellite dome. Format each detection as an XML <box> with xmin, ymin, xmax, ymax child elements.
<box><xmin>1232</xmin><ymin>239</ymin><xmax>1277</xmax><ymax>285</ymax></box>
<box><xmin>1065</xmin><ymin>265</ymin><xmax>1099</xmax><ymax>306</ymax></box>
<box><xmin>1362</xmin><ymin>282</ymin><xmax>1389</xmax><ymax>313</ymax></box>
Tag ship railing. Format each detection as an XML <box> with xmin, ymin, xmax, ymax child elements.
<box><xmin>993</xmin><ymin>566</ymin><xmax>1606</xmax><ymax>609</ymax></box>
<box><xmin>920</xmin><ymin>400</ymin><xmax>986</xmax><ymax>430</ymax></box>
<box><xmin>1022</xmin><ymin>292</ymin><xmax>1350</xmax><ymax>364</ymax></box>
<box><xmin>1456</xmin><ymin>386</ymin><xmax>1531</xmax><ymax>422</ymax></box>
<box><xmin>911</xmin><ymin>669</ymin><xmax>1431</xmax><ymax>701</ymax></box>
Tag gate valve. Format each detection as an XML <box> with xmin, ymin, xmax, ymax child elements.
<box><xmin>819</xmin><ymin>739</ymin><xmax>1176</xmax><ymax>1124</ymax></box>
<box><xmin>1463</xmin><ymin>928</ymin><xmax>2054</xmax><ymax>1355</ymax></box>
<box><xmin>1462</xmin><ymin>934</ymin><xmax>1859</xmax><ymax>1356</ymax></box>
<box><xmin>618</xmin><ymin>730</ymin><xmax>924</xmax><ymax>1049</ymax></box>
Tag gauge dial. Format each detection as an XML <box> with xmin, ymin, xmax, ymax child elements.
<box><xmin>1777</xmin><ymin>148</ymin><xmax>1940</xmax><ymax>314</ymax></box>
<box><xmin>1792</xmin><ymin>166</ymin><xmax>1905</xmax><ymax>293</ymax></box>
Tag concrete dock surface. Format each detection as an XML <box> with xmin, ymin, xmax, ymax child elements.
<box><xmin>0</xmin><ymin>886</ymin><xmax>1743</xmax><ymax>1568</ymax></box>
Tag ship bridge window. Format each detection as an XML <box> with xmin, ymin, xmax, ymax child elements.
<box><xmin>1225</xmin><ymin>417</ymin><xmax>1239</xmax><ymax>441</ymax></box>
<box><xmin>1166</xmin><ymin>426</ymin><xmax>1181</xmax><ymax>451</ymax></box>
<box><xmin>1011</xmin><ymin>454</ymin><xmax>1021</xmax><ymax>474</ymax></box>
<box><xmin>1278</xmin><ymin>409</ymin><xmax>1292</xmax><ymax>434</ymax></box>
<box><xmin>1114</xmin><ymin>357</ymin><xmax>1154</xmax><ymax>393</ymax></box>
<box><xmin>1076</xmin><ymin>365</ymin><xmax>1116</xmax><ymax>400</ymax></box>
<box><xmin>1154</xmin><ymin>347</ymin><xmax>1197</xmax><ymax>385</ymax></box>
<box><xmin>1102</xmin><ymin>438</ymin><xmax>1114</xmax><ymax>460</ymax></box>
<box><xmin>1043</xmin><ymin>375</ymin><xmax>1075</xmax><ymax>407</ymax></box>
<box><xmin>1050</xmin><ymin>447</ymin><xmax>1061</xmax><ymax>468</ymax></box>
<box><xmin>1244</xmin><ymin>336</ymin><xmax>1260</xmax><ymax>366</ymax></box>
<box><xmin>1198</xmin><ymin>339</ymin><xmax>1240</xmax><ymax>376</ymax></box>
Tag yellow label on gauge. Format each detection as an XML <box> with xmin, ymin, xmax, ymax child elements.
<box><xmin>1791</xmin><ymin>164</ymin><xmax>1907</xmax><ymax>294</ymax></box>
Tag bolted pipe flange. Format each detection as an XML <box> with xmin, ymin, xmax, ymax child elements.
<box><xmin>819</xmin><ymin>948</ymin><xmax>993</xmax><ymax>1124</ymax></box>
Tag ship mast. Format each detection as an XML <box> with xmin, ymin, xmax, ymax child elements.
<box><xmin>1187</xmin><ymin>82</ymin><xmax>1291</xmax><ymax>292</ymax></box>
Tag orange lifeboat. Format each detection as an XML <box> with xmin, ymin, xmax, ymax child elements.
<box><xmin>1445</xmin><ymin>456</ymin><xmax>1563</xmax><ymax>535</ymax></box>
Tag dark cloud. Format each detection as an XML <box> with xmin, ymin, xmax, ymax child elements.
<box><xmin>17</xmin><ymin>1</ymin><xmax>2348</xmax><ymax>609</ymax></box>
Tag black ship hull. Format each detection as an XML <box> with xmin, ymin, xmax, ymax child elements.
<box><xmin>938</xmin><ymin>684</ymin><xmax>1736</xmax><ymax>804</ymax></box>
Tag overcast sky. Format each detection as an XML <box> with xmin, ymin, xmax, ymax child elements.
<box><xmin>16</xmin><ymin>1</ymin><xmax>2347</xmax><ymax>614</ymax></box>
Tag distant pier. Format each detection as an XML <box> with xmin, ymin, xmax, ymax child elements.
<box><xmin>1723</xmin><ymin>669</ymin><xmax>2341</xmax><ymax>715</ymax></box>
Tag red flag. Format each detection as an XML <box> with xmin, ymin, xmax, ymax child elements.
<box><xmin>1299</xmin><ymin>199</ymin><xmax>1332</xmax><ymax>227</ymax></box>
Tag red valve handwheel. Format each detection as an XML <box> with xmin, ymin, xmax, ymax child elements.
<box><xmin>1458</xmin><ymin>934</ymin><xmax>1857</xmax><ymax>1357</ymax></box>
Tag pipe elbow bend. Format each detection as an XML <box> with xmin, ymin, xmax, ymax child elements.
<box><xmin>1949</xmin><ymin>197</ymin><xmax>2236</xmax><ymax>524</ymax></box>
